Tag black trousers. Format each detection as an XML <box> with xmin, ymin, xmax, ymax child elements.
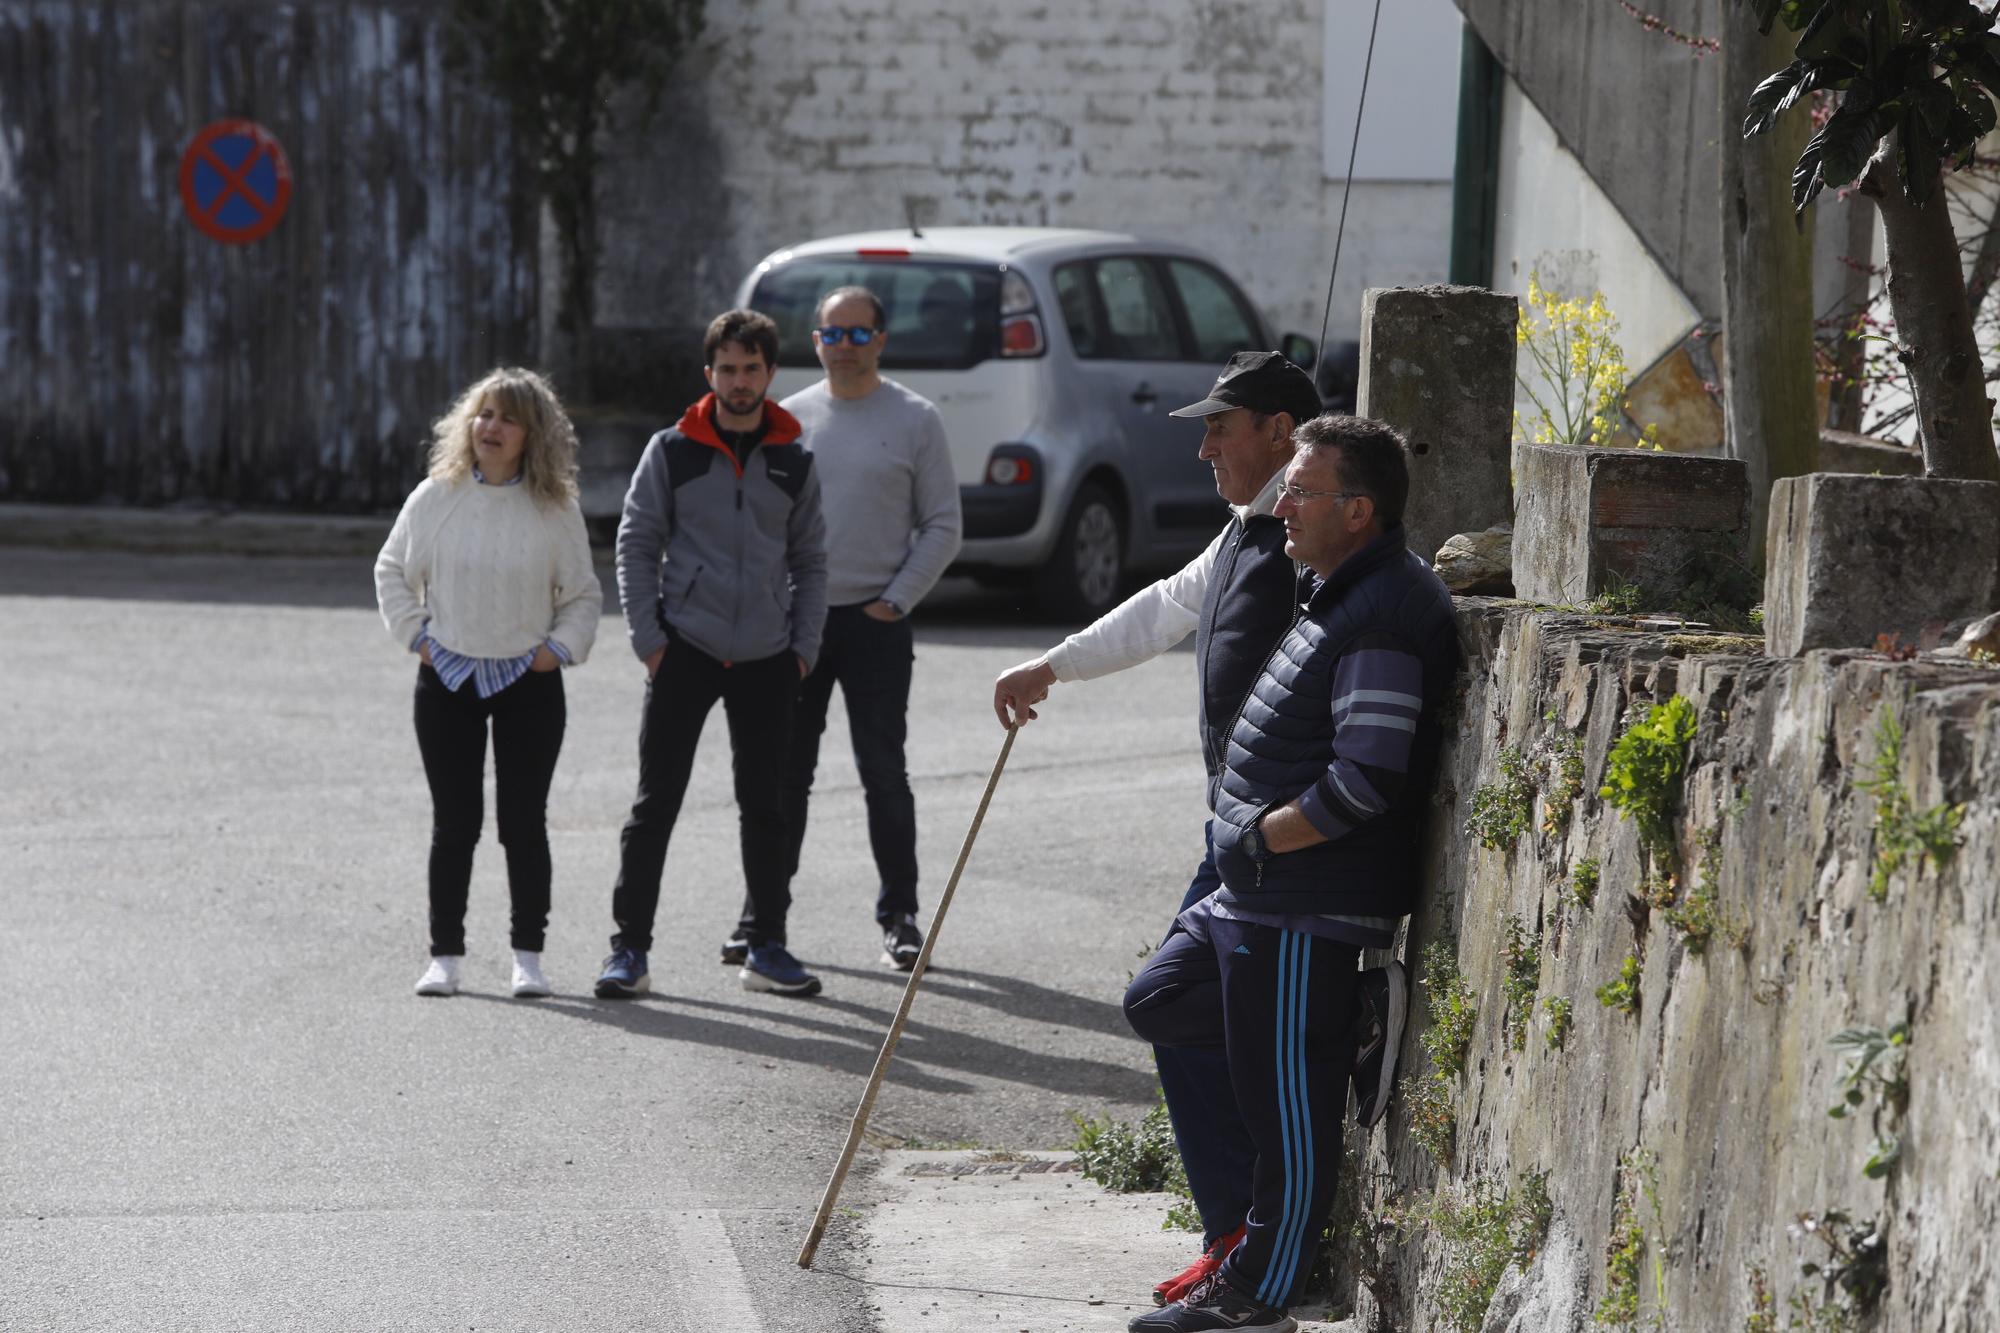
<box><xmin>412</xmin><ymin>663</ymin><xmax>567</xmax><ymax>956</ymax></box>
<box><xmin>1124</xmin><ymin>906</ymin><xmax>1359</xmax><ymax>1311</ymax></box>
<box><xmin>611</xmin><ymin>636</ymin><xmax>796</xmax><ymax>953</ymax></box>
<box><xmin>766</xmin><ymin>603</ymin><xmax>919</xmax><ymax>932</ymax></box>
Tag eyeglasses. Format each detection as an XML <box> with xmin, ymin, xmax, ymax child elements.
<box><xmin>814</xmin><ymin>325</ymin><xmax>880</xmax><ymax>346</ymax></box>
<box><xmin>1276</xmin><ymin>482</ymin><xmax>1365</xmax><ymax>506</ymax></box>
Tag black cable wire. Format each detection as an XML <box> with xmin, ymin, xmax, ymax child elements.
<box><xmin>1313</xmin><ymin>0</ymin><xmax>1388</xmax><ymax>389</ymax></box>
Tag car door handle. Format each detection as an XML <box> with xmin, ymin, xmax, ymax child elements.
<box><xmin>1131</xmin><ymin>382</ymin><xmax>1158</xmax><ymax>408</ymax></box>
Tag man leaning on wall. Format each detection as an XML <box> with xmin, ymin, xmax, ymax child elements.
<box><xmin>993</xmin><ymin>354</ymin><xmax>1410</xmax><ymax>1309</ymax></box>
<box><xmin>1124</xmin><ymin>414</ymin><xmax>1460</xmax><ymax>1333</ymax></box>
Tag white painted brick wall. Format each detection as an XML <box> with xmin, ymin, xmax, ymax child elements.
<box><xmin>595</xmin><ymin>0</ymin><xmax>1450</xmax><ymax>348</ymax></box>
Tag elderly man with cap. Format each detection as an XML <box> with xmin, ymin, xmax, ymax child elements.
<box><xmin>992</xmin><ymin>351</ymin><xmax>1406</xmax><ymax>1310</ymax></box>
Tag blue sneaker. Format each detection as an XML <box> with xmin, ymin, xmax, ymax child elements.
<box><xmin>740</xmin><ymin>943</ymin><xmax>822</xmax><ymax>997</ymax></box>
<box><xmin>594</xmin><ymin>946</ymin><xmax>650</xmax><ymax>999</ymax></box>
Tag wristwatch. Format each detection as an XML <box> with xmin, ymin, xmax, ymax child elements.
<box><xmin>1241</xmin><ymin>819</ymin><xmax>1268</xmax><ymax>862</ymax></box>
<box><xmin>881</xmin><ymin>597</ymin><xmax>906</xmax><ymax>618</ymax></box>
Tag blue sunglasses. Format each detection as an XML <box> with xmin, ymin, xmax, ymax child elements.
<box><xmin>814</xmin><ymin>325</ymin><xmax>879</xmax><ymax>346</ymax></box>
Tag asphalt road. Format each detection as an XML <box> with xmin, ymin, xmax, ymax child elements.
<box><xmin>1</xmin><ymin>550</ymin><xmax>1213</xmax><ymax>1332</ymax></box>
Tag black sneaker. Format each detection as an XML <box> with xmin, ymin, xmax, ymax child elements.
<box><xmin>881</xmin><ymin>915</ymin><xmax>923</xmax><ymax>971</ymax></box>
<box><xmin>1127</xmin><ymin>1273</ymin><xmax>1296</xmax><ymax>1332</ymax></box>
<box><xmin>719</xmin><ymin>930</ymin><xmax>751</xmax><ymax>967</ymax></box>
<box><xmin>1351</xmin><ymin>959</ymin><xmax>1407</xmax><ymax>1129</ymax></box>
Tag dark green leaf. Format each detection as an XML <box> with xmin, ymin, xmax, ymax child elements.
<box><xmin>1792</xmin><ymin>138</ymin><xmax>1826</xmax><ymax>213</ymax></box>
<box><xmin>1745</xmin><ymin>61</ymin><xmax>1814</xmax><ymax>137</ymax></box>
<box><xmin>1963</xmin><ymin>85</ymin><xmax>1998</xmax><ymax>139</ymax></box>
<box><xmin>1942</xmin><ymin>49</ymin><xmax>1999</xmax><ymax>94</ymax></box>
<box><xmin>1796</xmin><ymin>0</ymin><xmax>1855</xmax><ymax>62</ymax></box>
<box><xmin>1927</xmin><ymin>0</ymin><xmax>1987</xmax><ymax>29</ymax></box>
<box><xmin>1762</xmin><ymin>0</ymin><xmax>1830</xmax><ymax>35</ymax></box>
<box><xmin>1819</xmin><ymin>104</ymin><xmax>1893</xmax><ymax>190</ymax></box>
<box><xmin>1909</xmin><ymin>78</ymin><xmax>1957</xmax><ymax>135</ymax></box>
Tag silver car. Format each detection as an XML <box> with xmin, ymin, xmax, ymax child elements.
<box><xmin>736</xmin><ymin>227</ymin><xmax>1313</xmax><ymax>619</ymax></box>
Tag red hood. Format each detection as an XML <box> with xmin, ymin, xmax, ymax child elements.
<box><xmin>676</xmin><ymin>393</ymin><xmax>803</xmax><ymax>453</ymax></box>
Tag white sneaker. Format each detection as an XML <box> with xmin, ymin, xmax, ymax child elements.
<box><xmin>415</xmin><ymin>955</ymin><xmax>462</xmax><ymax>997</ymax></box>
<box><xmin>511</xmin><ymin>950</ymin><xmax>552</xmax><ymax>998</ymax></box>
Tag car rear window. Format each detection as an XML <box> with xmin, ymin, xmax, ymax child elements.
<box><xmin>750</xmin><ymin>259</ymin><xmax>1004</xmax><ymax>371</ymax></box>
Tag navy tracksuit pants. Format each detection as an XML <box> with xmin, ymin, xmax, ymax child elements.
<box><xmin>1152</xmin><ymin>829</ymin><xmax>1256</xmax><ymax>1245</ymax></box>
<box><xmin>1126</xmin><ymin>880</ymin><xmax>1359</xmax><ymax>1311</ymax></box>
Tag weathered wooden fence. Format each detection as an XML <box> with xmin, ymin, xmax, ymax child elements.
<box><xmin>0</xmin><ymin>0</ymin><xmax>538</xmax><ymax>510</ymax></box>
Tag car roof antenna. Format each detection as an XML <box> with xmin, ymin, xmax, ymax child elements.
<box><xmin>903</xmin><ymin>195</ymin><xmax>924</xmax><ymax>239</ymax></box>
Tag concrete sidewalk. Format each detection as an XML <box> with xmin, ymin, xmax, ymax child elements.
<box><xmin>848</xmin><ymin>1152</ymin><xmax>1351</xmax><ymax>1333</ymax></box>
<box><xmin>0</xmin><ymin>501</ymin><xmax>393</xmax><ymax>557</ymax></box>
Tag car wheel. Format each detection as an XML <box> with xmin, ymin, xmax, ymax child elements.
<box><xmin>1034</xmin><ymin>482</ymin><xmax>1125</xmax><ymax>621</ymax></box>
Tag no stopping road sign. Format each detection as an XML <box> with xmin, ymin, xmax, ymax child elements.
<box><xmin>179</xmin><ymin>119</ymin><xmax>293</xmax><ymax>245</ymax></box>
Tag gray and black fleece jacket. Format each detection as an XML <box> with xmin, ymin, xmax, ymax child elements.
<box><xmin>615</xmin><ymin>394</ymin><xmax>828</xmax><ymax>670</ymax></box>
<box><xmin>1208</xmin><ymin>524</ymin><xmax>1461</xmax><ymax>920</ymax></box>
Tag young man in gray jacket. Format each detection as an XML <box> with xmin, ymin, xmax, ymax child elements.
<box><xmin>726</xmin><ymin>285</ymin><xmax>961</xmax><ymax>974</ymax></box>
<box><xmin>596</xmin><ymin>309</ymin><xmax>829</xmax><ymax>1000</ymax></box>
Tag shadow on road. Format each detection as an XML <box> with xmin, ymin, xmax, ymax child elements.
<box><xmin>810</xmin><ymin>961</ymin><xmax>1131</xmax><ymax>1036</ymax></box>
<box><xmin>461</xmin><ymin>979</ymin><xmax>1157</xmax><ymax>1105</ymax></box>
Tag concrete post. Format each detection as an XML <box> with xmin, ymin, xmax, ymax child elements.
<box><xmin>1512</xmin><ymin>445</ymin><xmax>1750</xmax><ymax>607</ymax></box>
<box><xmin>1356</xmin><ymin>284</ymin><xmax>1517</xmax><ymax>563</ymax></box>
<box><xmin>1765</xmin><ymin>474</ymin><xmax>2000</xmax><ymax>655</ymax></box>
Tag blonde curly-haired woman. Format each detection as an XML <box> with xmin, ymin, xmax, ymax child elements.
<box><xmin>375</xmin><ymin>368</ymin><xmax>602</xmax><ymax>998</ymax></box>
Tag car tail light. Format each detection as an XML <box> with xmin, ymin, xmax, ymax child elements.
<box><xmin>984</xmin><ymin>444</ymin><xmax>1039</xmax><ymax>486</ymax></box>
<box><xmin>855</xmin><ymin>248</ymin><xmax>911</xmax><ymax>258</ymax></box>
<box><xmin>1000</xmin><ymin>314</ymin><xmax>1044</xmax><ymax>356</ymax></box>
<box><xmin>987</xmin><ymin>455</ymin><xmax>1035</xmax><ymax>485</ymax></box>
<box><xmin>998</xmin><ymin>269</ymin><xmax>1046</xmax><ymax>358</ymax></box>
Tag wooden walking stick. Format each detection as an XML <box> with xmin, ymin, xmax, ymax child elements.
<box><xmin>796</xmin><ymin>722</ymin><xmax>1020</xmax><ymax>1269</ymax></box>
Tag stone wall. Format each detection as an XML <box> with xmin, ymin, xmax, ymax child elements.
<box><xmin>1354</xmin><ymin>603</ymin><xmax>2000</xmax><ymax>1331</ymax></box>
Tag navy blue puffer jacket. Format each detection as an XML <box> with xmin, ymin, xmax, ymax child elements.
<box><xmin>1208</xmin><ymin>524</ymin><xmax>1460</xmax><ymax>919</ymax></box>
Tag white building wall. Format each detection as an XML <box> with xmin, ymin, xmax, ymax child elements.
<box><xmin>596</xmin><ymin>0</ymin><xmax>1455</xmax><ymax>354</ymax></box>
<box><xmin>1490</xmin><ymin>75</ymin><xmax>1701</xmax><ymax>377</ymax></box>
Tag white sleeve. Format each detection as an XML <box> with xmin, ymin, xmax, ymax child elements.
<box><xmin>1043</xmin><ymin>524</ymin><xmax>1227</xmax><ymax>682</ymax></box>
<box><xmin>373</xmin><ymin>486</ymin><xmax>430</xmax><ymax>651</ymax></box>
<box><xmin>545</xmin><ymin>501</ymin><xmax>604</xmax><ymax>665</ymax></box>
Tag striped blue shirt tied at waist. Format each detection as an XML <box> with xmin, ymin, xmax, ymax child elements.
<box><xmin>414</xmin><ymin>627</ymin><xmax>572</xmax><ymax>697</ymax></box>
<box><xmin>412</xmin><ymin>463</ymin><xmax>572</xmax><ymax>698</ymax></box>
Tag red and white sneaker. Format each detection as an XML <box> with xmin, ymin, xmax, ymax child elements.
<box><xmin>1151</xmin><ymin>1223</ymin><xmax>1247</xmax><ymax>1307</ymax></box>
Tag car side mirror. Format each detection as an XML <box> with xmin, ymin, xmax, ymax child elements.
<box><xmin>1280</xmin><ymin>332</ymin><xmax>1315</xmax><ymax>370</ymax></box>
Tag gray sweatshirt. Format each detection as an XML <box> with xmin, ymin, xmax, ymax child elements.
<box><xmin>615</xmin><ymin>395</ymin><xmax>828</xmax><ymax>670</ymax></box>
<box><xmin>781</xmin><ymin>377</ymin><xmax>962</xmax><ymax>610</ymax></box>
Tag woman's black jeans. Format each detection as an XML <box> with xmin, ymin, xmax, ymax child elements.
<box><xmin>412</xmin><ymin>663</ymin><xmax>567</xmax><ymax>956</ymax></box>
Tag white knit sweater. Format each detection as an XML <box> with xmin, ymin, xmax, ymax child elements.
<box><xmin>374</xmin><ymin>477</ymin><xmax>603</xmax><ymax>663</ymax></box>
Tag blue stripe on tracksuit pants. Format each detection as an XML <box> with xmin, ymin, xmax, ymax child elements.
<box><xmin>1124</xmin><ymin>899</ymin><xmax>1358</xmax><ymax>1311</ymax></box>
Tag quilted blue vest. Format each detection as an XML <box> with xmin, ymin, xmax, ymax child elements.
<box><xmin>1208</xmin><ymin>524</ymin><xmax>1461</xmax><ymax>918</ymax></box>
<box><xmin>1193</xmin><ymin>510</ymin><xmax>1297</xmax><ymax>777</ymax></box>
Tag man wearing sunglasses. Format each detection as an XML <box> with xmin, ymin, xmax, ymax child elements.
<box><xmin>723</xmin><ymin>285</ymin><xmax>960</xmax><ymax>979</ymax></box>
<box><xmin>990</xmin><ymin>351</ymin><xmax>1412</xmax><ymax>1310</ymax></box>
<box><xmin>1124</xmin><ymin>415</ymin><xmax>1459</xmax><ymax>1333</ymax></box>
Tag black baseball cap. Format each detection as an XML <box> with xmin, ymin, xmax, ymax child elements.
<box><xmin>1168</xmin><ymin>350</ymin><xmax>1322</xmax><ymax>425</ymax></box>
